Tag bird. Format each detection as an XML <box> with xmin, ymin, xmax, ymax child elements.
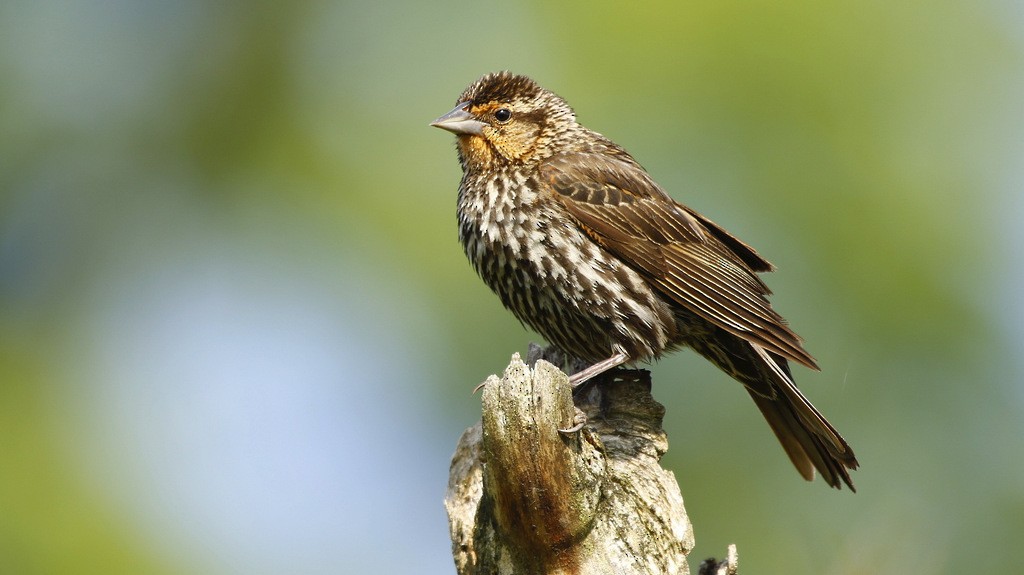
<box><xmin>430</xmin><ymin>71</ymin><xmax>858</xmax><ymax>490</ymax></box>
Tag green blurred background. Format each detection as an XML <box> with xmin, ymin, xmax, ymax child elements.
<box><xmin>2</xmin><ymin>1</ymin><xmax>1022</xmax><ymax>573</ymax></box>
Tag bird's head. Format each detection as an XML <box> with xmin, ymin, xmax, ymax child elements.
<box><xmin>430</xmin><ymin>72</ymin><xmax>577</xmax><ymax>170</ymax></box>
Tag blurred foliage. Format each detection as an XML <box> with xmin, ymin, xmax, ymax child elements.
<box><xmin>1</xmin><ymin>0</ymin><xmax>1022</xmax><ymax>573</ymax></box>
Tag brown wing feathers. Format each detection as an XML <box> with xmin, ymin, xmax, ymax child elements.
<box><xmin>541</xmin><ymin>153</ymin><xmax>818</xmax><ymax>371</ymax></box>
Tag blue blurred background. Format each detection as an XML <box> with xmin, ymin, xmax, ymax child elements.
<box><xmin>2</xmin><ymin>1</ymin><xmax>1022</xmax><ymax>573</ymax></box>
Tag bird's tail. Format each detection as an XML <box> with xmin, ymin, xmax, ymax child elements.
<box><xmin>690</xmin><ymin>332</ymin><xmax>859</xmax><ymax>490</ymax></box>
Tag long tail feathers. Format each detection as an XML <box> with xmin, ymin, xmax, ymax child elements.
<box><xmin>746</xmin><ymin>385</ymin><xmax>858</xmax><ymax>490</ymax></box>
<box><xmin>748</xmin><ymin>343</ymin><xmax>859</xmax><ymax>490</ymax></box>
<box><xmin>690</xmin><ymin>330</ymin><xmax>859</xmax><ymax>489</ymax></box>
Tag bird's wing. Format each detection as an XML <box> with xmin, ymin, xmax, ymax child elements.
<box><xmin>539</xmin><ymin>152</ymin><xmax>818</xmax><ymax>370</ymax></box>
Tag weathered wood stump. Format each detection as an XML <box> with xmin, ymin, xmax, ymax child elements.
<box><xmin>446</xmin><ymin>351</ymin><xmax>736</xmax><ymax>574</ymax></box>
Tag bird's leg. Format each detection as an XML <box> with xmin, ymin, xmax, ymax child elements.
<box><xmin>560</xmin><ymin>351</ymin><xmax>633</xmax><ymax>434</ymax></box>
<box><xmin>568</xmin><ymin>350</ymin><xmax>630</xmax><ymax>388</ymax></box>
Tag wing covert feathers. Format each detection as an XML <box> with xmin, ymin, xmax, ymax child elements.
<box><xmin>541</xmin><ymin>153</ymin><xmax>818</xmax><ymax>370</ymax></box>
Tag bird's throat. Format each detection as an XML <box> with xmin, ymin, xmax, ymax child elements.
<box><xmin>457</xmin><ymin>134</ymin><xmax>497</xmax><ymax>170</ymax></box>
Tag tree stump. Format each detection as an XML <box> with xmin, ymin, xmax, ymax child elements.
<box><xmin>445</xmin><ymin>352</ymin><xmax>735</xmax><ymax>574</ymax></box>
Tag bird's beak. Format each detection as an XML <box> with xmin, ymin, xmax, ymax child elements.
<box><xmin>430</xmin><ymin>101</ymin><xmax>486</xmax><ymax>136</ymax></box>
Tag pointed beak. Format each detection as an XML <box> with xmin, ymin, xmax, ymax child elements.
<box><xmin>430</xmin><ymin>101</ymin><xmax>486</xmax><ymax>136</ymax></box>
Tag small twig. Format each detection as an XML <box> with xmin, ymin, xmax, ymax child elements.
<box><xmin>699</xmin><ymin>544</ymin><xmax>739</xmax><ymax>575</ymax></box>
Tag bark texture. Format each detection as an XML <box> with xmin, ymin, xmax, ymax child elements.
<box><xmin>446</xmin><ymin>352</ymin><xmax>736</xmax><ymax>575</ymax></box>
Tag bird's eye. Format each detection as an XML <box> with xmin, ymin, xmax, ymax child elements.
<box><xmin>494</xmin><ymin>108</ymin><xmax>512</xmax><ymax>123</ymax></box>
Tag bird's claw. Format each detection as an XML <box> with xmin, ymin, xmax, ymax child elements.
<box><xmin>558</xmin><ymin>410</ymin><xmax>588</xmax><ymax>434</ymax></box>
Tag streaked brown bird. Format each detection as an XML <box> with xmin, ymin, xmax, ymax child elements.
<box><xmin>431</xmin><ymin>71</ymin><xmax>858</xmax><ymax>490</ymax></box>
